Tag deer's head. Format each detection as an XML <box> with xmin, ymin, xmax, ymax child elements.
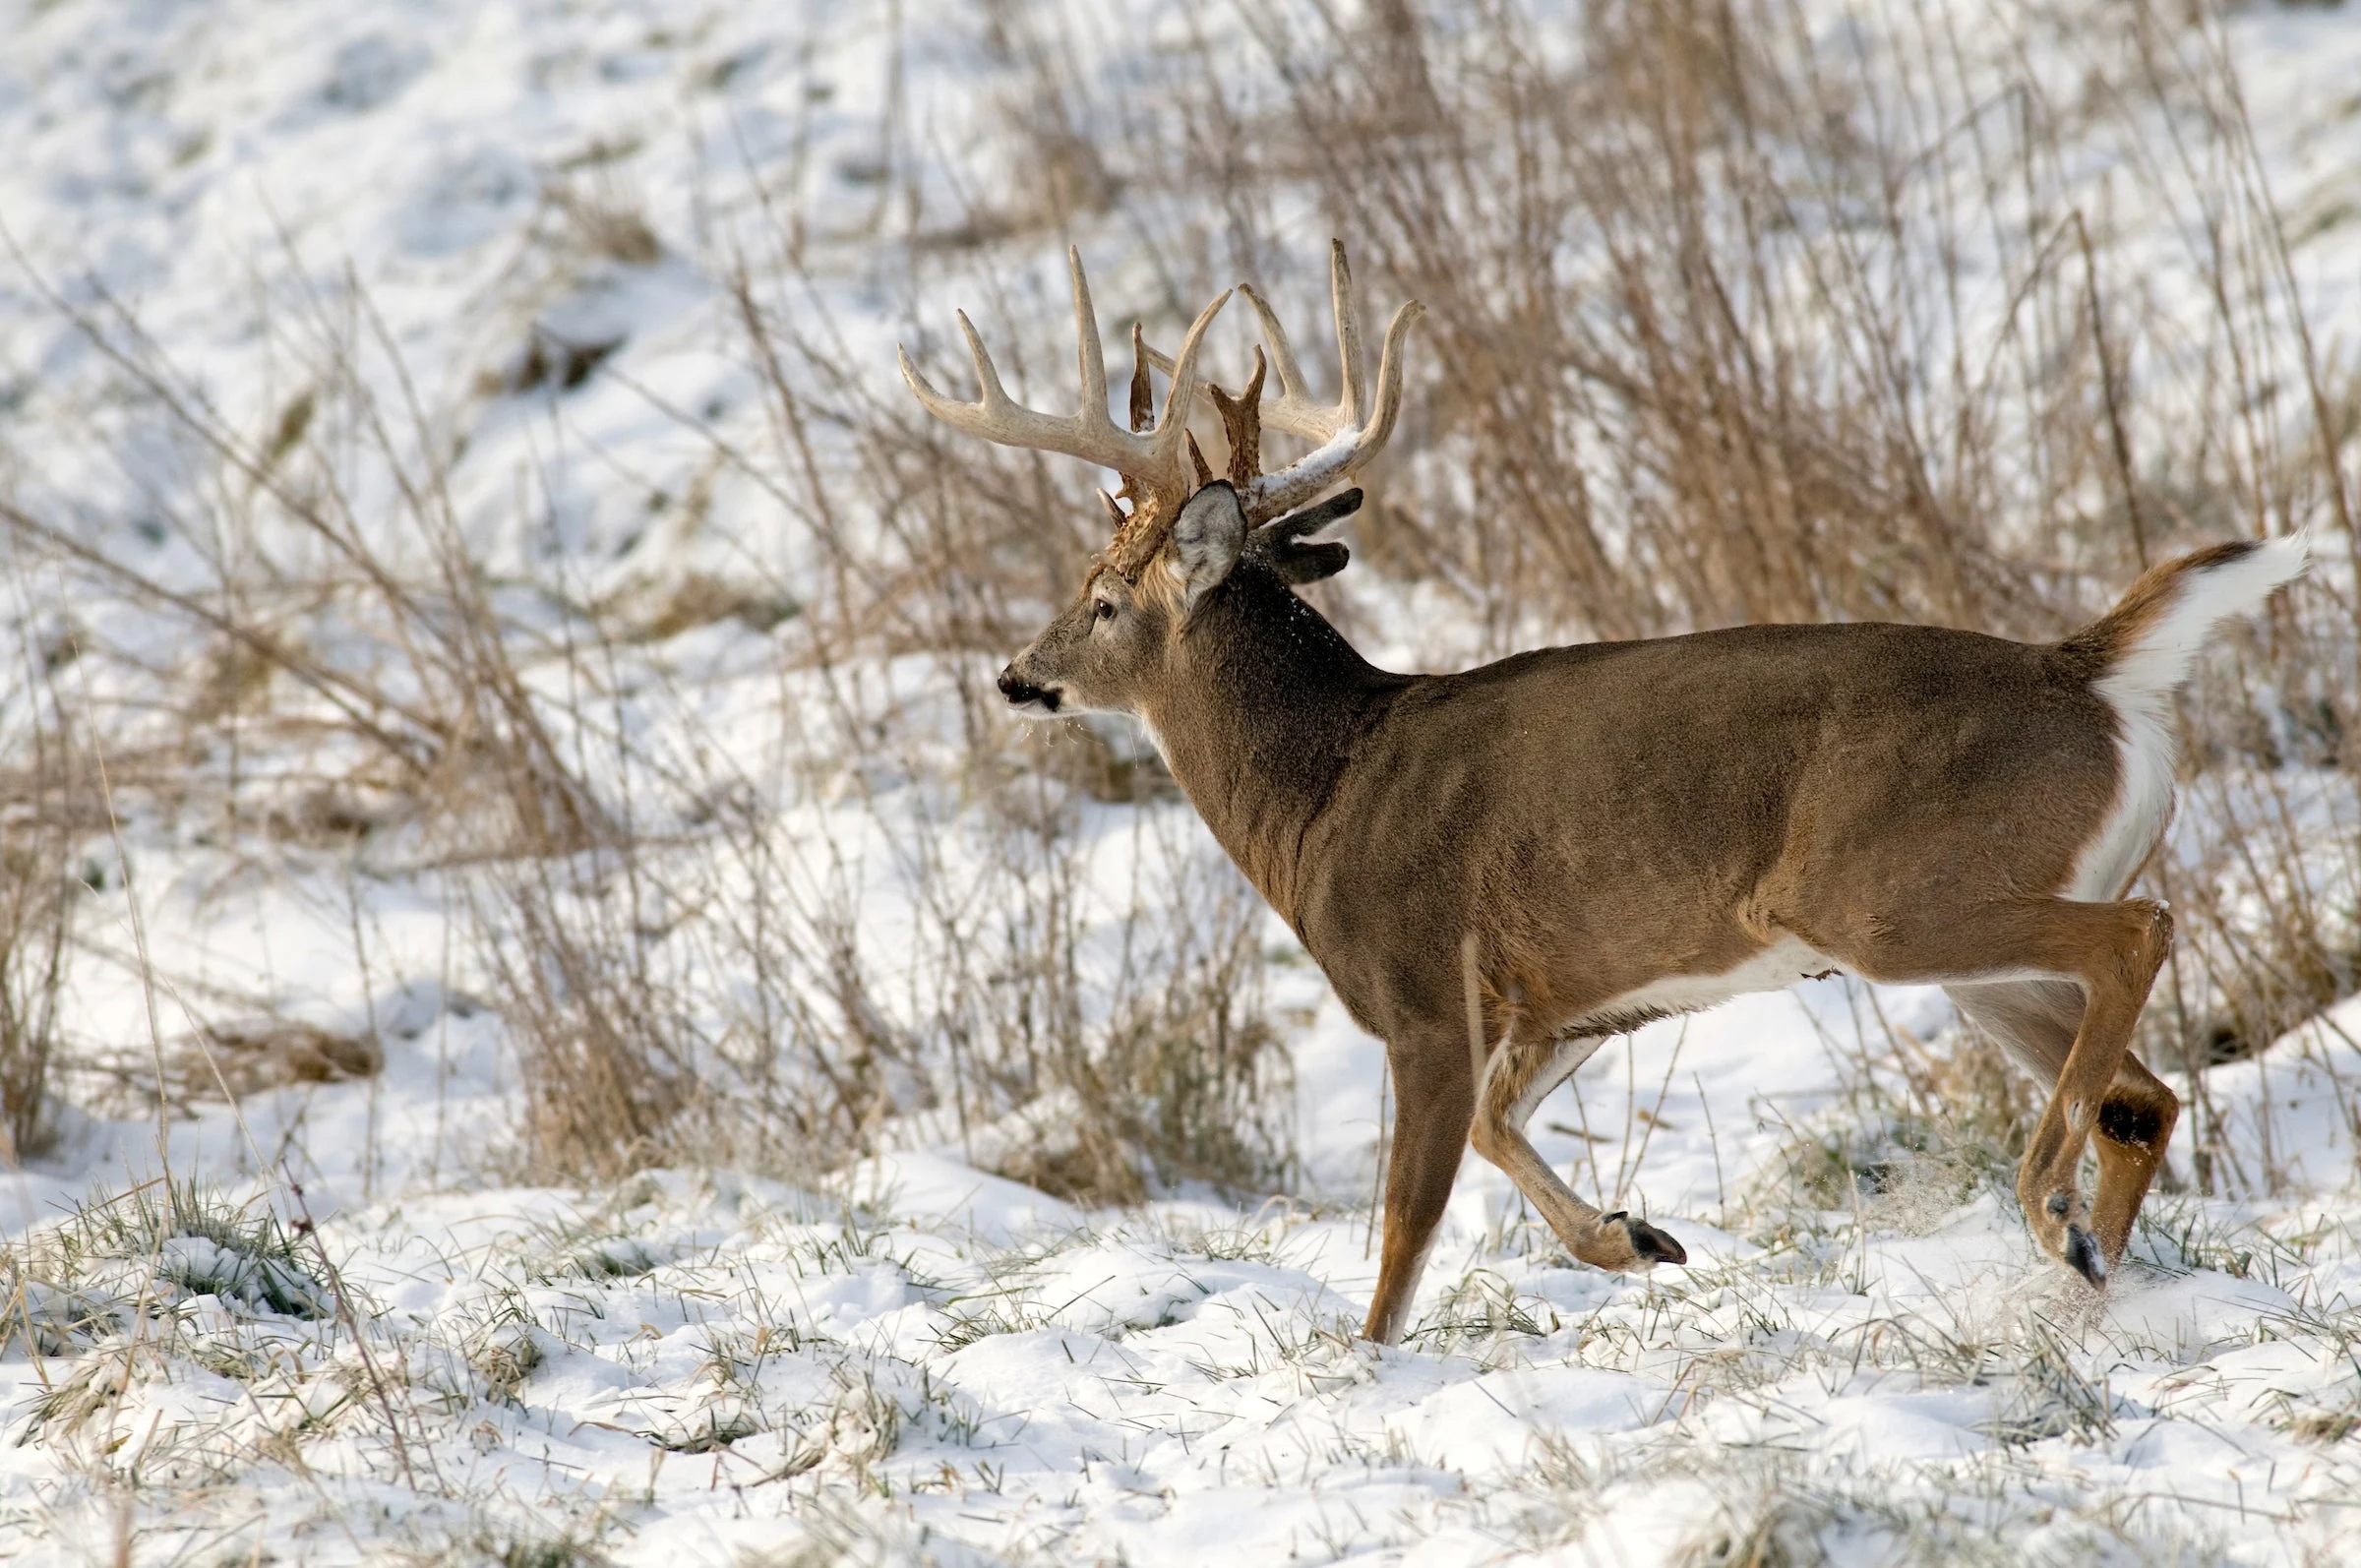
<box><xmin>898</xmin><ymin>243</ymin><xmax>1421</xmax><ymax>719</ymax></box>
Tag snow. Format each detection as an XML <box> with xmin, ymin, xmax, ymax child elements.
<box><xmin>9</xmin><ymin>932</ymin><xmax>2360</xmax><ymax>1561</ymax></box>
<box><xmin>4</xmin><ymin>0</ymin><xmax>2361</xmax><ymax>1563</ymax></box>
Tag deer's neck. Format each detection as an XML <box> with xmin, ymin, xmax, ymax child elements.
<box><xmin>1141</xmin><ymin>573</ymin><xmax>1401</xmax><ymax>924</ymax></box>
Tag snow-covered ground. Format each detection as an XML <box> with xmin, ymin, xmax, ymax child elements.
<box><xmin>4</xmin><ymin>1</ymin><xmax>2361</xmax><ymax>1563</ymax></box>
<box><xmin>8</xmin><ymin>972</ymin><xmax>2361</xmax><ymax>1564</ymax></box>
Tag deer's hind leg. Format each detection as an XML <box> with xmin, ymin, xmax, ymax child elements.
<box><xmin>2087</xmin><ymin>1055</ymin><xmax>2179</xmax><ymax>1265</ymax></box>
<box><xmin>1947</xmin><ymin>977</ymin><xmax>2179</xmax><ymax>1273</ymax></box>
<box><xmin>1840</xmin><ymin>896</ymin><xmax>2173</xmax><ymax>1284</ymax></box>
<box><xmin>1468</xmin><ymin>1024</ymin><xmax>1686</xmax><ymax>1272</ymax></box>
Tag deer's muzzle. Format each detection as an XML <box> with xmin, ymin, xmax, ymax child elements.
<box><xmin>998</xmin><ymin>666</ymin><xmax>1059</xmax><ymax>713</ymax></box>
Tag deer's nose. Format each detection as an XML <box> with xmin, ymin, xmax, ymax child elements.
<box><xmin>998</xmin><ymin>666</ymin><xmax>1055</xmax><ymax>709</ymax></box>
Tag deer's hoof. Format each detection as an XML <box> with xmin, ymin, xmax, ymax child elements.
<box><xmin>1604</xmin><ymin>1211</ymin><xmax>1688</xmax><ymax>1268</ymax></box>
<box><xmin>2063</xmin><ymin>1224</ymin><xmax>2107</xmax><ymax>1288</ymax></box>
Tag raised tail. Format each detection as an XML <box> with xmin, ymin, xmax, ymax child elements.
<box><xmin>2059</xmin><ymin>535</ymin><xmax>2309</xmax><ymax>699</ymax></box>
<box><xmin>2057</xmin><ymin>535</ymin><xmax>2308</xmax><ymax>901</ymax></box>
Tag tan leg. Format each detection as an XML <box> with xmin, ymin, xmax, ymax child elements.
<box><xmin>1362</xmin><ymin>1045</ymin><xmax>1473</xmax><ymax>1344</ymax></box>
<box><xmin>1949</xmin><ymin>975</ymin><xmax>2175</xmax><ymax>1270</ymax></box>
<box><xmin>2088</xmin><ymin>1055</ymin><xmax>2180</xmax><ymax>1266</ymax></box>
<box><xmin>2005</xmin><ymin>902</ymin><xmax>2171</xmax><ymax>1282</ymax></box>
<box><xmin>1900</xmin><ymin>899</ymin><xmax>2172</xmax><ymax>1283</ymax></box>
<box><xmin>1468</xmin><ymin>1025</ymin><xmax>1685</xmax><ymax>1272</ymax></box>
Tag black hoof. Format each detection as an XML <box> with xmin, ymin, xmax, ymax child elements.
<box><xmin>1605</xmin><ymin>1211</ymin><xmax>1688</xmax><ymax>1267</ymax></box>
<box><xmin>2064</xmin><ymin>1224</ymin><xmax>2107</xmax><ymax>1287</ymax></box>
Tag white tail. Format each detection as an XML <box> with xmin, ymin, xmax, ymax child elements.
<box><xmin>2070</xmin><ymin>536</ymin><xmax>2310</xmax><ymax>903</ymax></box>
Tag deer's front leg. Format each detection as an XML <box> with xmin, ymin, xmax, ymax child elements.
<box><xmin>1362</xmin><ymin>1045</ymin><xmax>1476</xmax><ymax>1344</ymax></box>
<box><xmin>1469</xmin><ymin>1026</ymin><xmax>1687</xmax><ymax>1272</ymax></box>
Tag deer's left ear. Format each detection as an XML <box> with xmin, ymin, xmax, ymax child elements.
<box><xmin>1249</xmin><ymin>488</ymin><xmax>1362</xmax><ymax>584</ymax></box>
<box><xmin>1172</xmin><ymin>482</ymin><xmax>1247</xmax><ymax>605</ymax></box>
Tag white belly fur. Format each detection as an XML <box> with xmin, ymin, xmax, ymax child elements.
<box><xmin>1578</xmin><ymin>934</ymin><xmax>1843</xmax><ymax>1028</ymax></box>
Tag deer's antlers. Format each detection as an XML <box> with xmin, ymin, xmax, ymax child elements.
<box><xmin>899</xmin><ymin>242</ymin><xmax>1421</xmax><ymax>576</ymax></box>
<box><xmin>1172</xmin><ymin>241</ymin><xmax>1424</xmax><ymax>523</ymax></box>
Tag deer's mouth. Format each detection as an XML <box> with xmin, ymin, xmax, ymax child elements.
<box><xmin>997</xmin><ymin>668</ymin><xmax>1063</xmax><ymax>715</ymax></box>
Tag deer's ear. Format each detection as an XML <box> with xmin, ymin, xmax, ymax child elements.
<box><xmin>1249</xmin><ymin>488</ymin><xmax>1361</xmax><ymax>584</ymax></box>
<box><xmin>1271</xmin><ymin>540</ymin><xmax>1350</xmax><ymax>583</ymax></box>
<box><xmin>1172</xmin><ymin>482</ymin><xmax>1247</xmax><ymax>604</ymax></box>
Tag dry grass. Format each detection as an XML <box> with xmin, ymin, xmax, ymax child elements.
<box><xmin>0</xmin><ymin>834</ymin><xmax>71</xmax><ymax>1166</ymax></box>
<box><xmin>0</xmin><ymin>0</ymin><xmax>2354</xmax><ymax>1205</ymax></box>
<box><xmin>0</xmin><ymin>228</ymin><xmax>1293</xmax><ymax>1195</ymax></box>
<box><xmin>856</xmin><ymin>0</ymin><xmax>2359</xmax><ymax>1195</ymax></box>
<box><xmin>21</xmin><ymin>7</ymin><xmax>2361</xmax><ymax>1562</ymax></box>
<box><xmin>0</xmin><ymin>664</ymin><xmax>91</xmax><ymax>1166</ymax></box>
<box><xmin>1117</xmin><ymin>1</ymin><xmax>2350</xmax><ymax>643</ymax></box>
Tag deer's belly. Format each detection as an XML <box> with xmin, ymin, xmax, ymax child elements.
<box><xmin>1569</xmin><ymin>935</ymin><xmax>1844</xmax><ymax>1034</ymax></box>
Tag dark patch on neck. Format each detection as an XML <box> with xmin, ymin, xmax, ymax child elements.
<box><xmin>1190</xmin><ymin>563</ymin><xmax>1363</xmax><ymax>674</ymax></box>
<box><xmin>1152</xmin><ymin>563</ymin><xmax>1398</xmax><ymax>917</ymax></box>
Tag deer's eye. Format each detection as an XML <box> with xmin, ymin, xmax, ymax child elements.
<box><xmin>1094</xmin><ymin>599</ymin><xmax>1117</xmax><ymax>622</ymax></box>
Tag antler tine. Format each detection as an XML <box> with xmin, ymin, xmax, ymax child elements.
<box><xmin>1329</xmin><ymin>239</ymin><xmax>1367</xmax><ymax>429</ymax></box>
<box><xmin>1238</xmin><ymin>285</ymin><xmax>1423</xmax><ymax>521</ymax></box>
<box><xmin>900</xmin><ymin>247</ymin><xmax>1414</xmax><ymax>563</ymax></box>
<box><xmin>1148</xmin><ymin>289</ymin><xmax>1308</xmax><ymax>409</ymax></box>
<box><xmin>1152</xmin><ymin>287</ymin><xmax>1233</xmax><ymax>451</ymax></box>
<box><xmin>1209</xmin><ymin>243</ymin><xmax>1369</xmax><ymax>442</ymax></box>
<box><xmin>955</xmin><ymin>310</ymin><xmax>1014</xmax><ymax>412</ymax></box>
<box><xmin>1208</xmin><ymin>345</ymin><xmax>1266</xmax><ymax>488</ymax></box>
<box><xmin>1134</xmin><ymin>246</ymin><xmax>1422</xmax><ymax>522</ymax></box>
<box><xmin>1238</xmin><ymin>283</ymin><xmax>1315</xmax><ymax>404</ymax></box>
<box><xmin>1145</xmin><ymin>287</ymin><xmax>1319</xmax><ymax>437</ymax></box>
<box><xmin>895</xmin><ymin>333</ymin><xmax>977</xmax><ymax>427</ymax></box>
<box><xmin>1068</xmin><ymin>247</ymin><xmax>1108</xmax><ymax>419</ymax></box>
<box><xmin>897</xmin><ymin>312</ymin><xmax>1095</xmax><ymax>459</ymax></box>
<box><xmin>1360</xmin><ymin>297</ymin><xmax>1425</xmax><ymax>458</ymax></box>
<box><xmin>1127</xmin><ymin>324</ymin><xmax>1154</xmax><ymax>433</ymax></box>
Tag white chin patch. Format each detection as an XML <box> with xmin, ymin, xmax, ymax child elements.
<box><xmin>1009</xmin><ymin>694</ymin><xmax>1064</xmax><ymax>718</ymax></box>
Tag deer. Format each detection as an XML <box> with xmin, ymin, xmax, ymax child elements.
<box><xmin>899</xmin><ymin>242</ymin><xmax>2307</xmax><ymax>1344</ymax></box>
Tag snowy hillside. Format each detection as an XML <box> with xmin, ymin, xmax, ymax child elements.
<box><xmin>4</xmin><ymin>0</ymin><xmax>2361</xmax><ymax>1563</ymax></box>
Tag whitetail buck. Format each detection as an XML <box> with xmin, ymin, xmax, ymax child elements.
<box><xmin>901</xmin><ymin>243</ymin><xmax>2307</xmax><ymax>1343</ymax></box>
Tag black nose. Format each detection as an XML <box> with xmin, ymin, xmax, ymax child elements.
<box><xmin>998</xmin><ymin>666</ymin><xmax>1053</xmax><ymax>708</ymax></box>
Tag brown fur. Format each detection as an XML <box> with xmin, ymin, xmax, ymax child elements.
<box><xmin>1000</xmin><ymin>486</ymin><xmax>2265</xmax><ymax>1340</ymax></box>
